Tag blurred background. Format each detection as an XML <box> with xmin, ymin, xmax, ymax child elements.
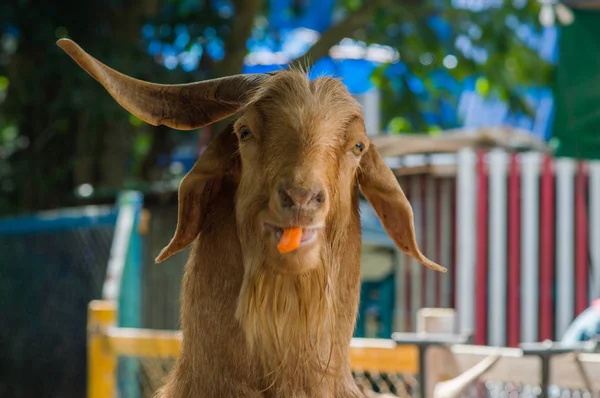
<box><xmin>1</xmin><ymin>0</ymin><xmax>600</xmax><ymax>397</ymax></box>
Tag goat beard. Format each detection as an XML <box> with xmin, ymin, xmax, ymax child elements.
<box><xmin>235</xmin><ymin>243</ymin><xmax>338</xmax><ymax>393</ymax></box>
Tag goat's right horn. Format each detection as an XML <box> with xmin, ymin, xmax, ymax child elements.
<box><xmin>57</xmin><ymin>38</ymin><xmax>270</xmax><ymax>130</ymax></box>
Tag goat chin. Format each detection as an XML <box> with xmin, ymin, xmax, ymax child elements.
<box><xmin>236</xmin><ymin>253</ymin><xmax>337</xmax><ymax>393</ymax></box>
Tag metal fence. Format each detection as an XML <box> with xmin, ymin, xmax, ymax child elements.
<box><xmin>0</xmin><ymin>190</ymin><xmax>144</xmax><ymax>398</ymax></box>
<box><xmin>117</xmin><ymin>356</ymin><xmax>176</xmax><ymax>398</ymax></box>
<box><xmin>0</xmin><ymin>205</ymin><xmax>118</xmax><ymax>398</ymax></box>
<box><xmin>112</xmin><ymin>364</ymin><xmax>600</xmax><ymax>398</ymax></box>
<box><xmin>114</xmin><ymin>359</ymin><xmax>418</xmax><ymax>398</ymax></box>
<box><xmin>105</xmin><ymin>339</ymin><xmax>600</xmax><ymax>398</ymax></box>
<box><xmin>455</xmin><ymin>149</ymin><xmax>600</xmax><ymax>346</ymax></box>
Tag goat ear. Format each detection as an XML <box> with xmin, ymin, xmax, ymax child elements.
<box><xmin>155</xmin><ymin>129</ymin><xmax>239</xmax><ymax>263</ymax></box>
<box><xmin>358</xmin><ymin>146</ymin><xmax>447</xmax><ymax>273</ymax></box>
<box><xmin>57</xmin><ymin>39</ymin><xmax>270</xmax><ymax>130</ymax></box>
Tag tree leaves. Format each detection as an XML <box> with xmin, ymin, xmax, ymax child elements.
<box><xmin>364</xmin><ymin>0</ymin><xmax>550</xmax><ymax>131</ymax></box>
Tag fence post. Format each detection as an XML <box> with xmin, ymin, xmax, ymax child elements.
<box><xmin>418</xmin><ymin>308</ymin><xmax>459</xmax><ymax>396</ymax></box>
<box><xmin>88</xmin><ymin>300</ymin><xmax>117</xmax><ymax>398</ymax></box>
<box><xmin>393</xmin><ymin>308</ymin><xmax>470</xmax><ymax>398</ymax></box>
<box><xmin>103</xmin><ymin>190</ymin><xmax>144</xmax><ymax>398</ymax></box>
<box><xmin>520</xmin><ymin>340</ymin><xmax>599</xmax><ymax>398</ymax></box>
<box><xmin>456</xmin><ymin>148</ymin><xmax>476</xmax><ymax>338</ymax></box>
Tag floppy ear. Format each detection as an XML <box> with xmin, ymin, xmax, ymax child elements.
<box><xmin>358</xmin><ymin>146</ymin><xmax>447</xmax><ymax>273</ymax></box>
<box><xmin>57</xmin><ymin>38</ymin><xmax>270</xmax><ymax>130</ymax></box>
<box><xmin>155</xmin><ymin>129</ymin><xmax>239</xmax><ymax>263</ymax></box>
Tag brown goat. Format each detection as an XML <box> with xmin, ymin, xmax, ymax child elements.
<box><xmin>58</xmin><ymin>38</ymin><xmax>446</xmax><ymax>398</ymax></box>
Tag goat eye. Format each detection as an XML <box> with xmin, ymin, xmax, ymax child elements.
<box><xmin>352</xmin><ymin>142</ymin><xmax>365</xmax><ymax>156</ymax></box>
<box><xmin>239</xmin><ymin>128</ymin><xmax>252</xmax><ymax>140</ymax></box>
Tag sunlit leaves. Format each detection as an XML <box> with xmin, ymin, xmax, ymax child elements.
<box><xmin>1</xmin><ymin>124</ymin><xmax>17</xmax><ymax>142</ymax></box>
<box><xmin>342</xmin><ymin>0</ymin><xmax>363</xmax><ymax>12</ymax></box>
<box><xmin>54</xmin><ymin>26</ymin><xmax>68</xmax><ymax>39</ymax></box>
<box><xmin>128</xmin><ymin>114</ymin><xmax>144</xmax><ymax>128</ymax></box>
<box><xmin>388</xmin><ymin>117</ymin><xmax>413</xmax><ymax>134</ymax></box>
<box><xmin>364</xmin><ymin>0</ymin><xmax>551</xmax><ymax>132</ymax></box>
<box><xmin>475</xmin><ymin>76</ymin><xmax>490</xmax><ymax>96</ymax></box>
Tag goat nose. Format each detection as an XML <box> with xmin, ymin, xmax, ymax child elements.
<box><xmin>285</xmin><ymin>187</ymin><xmax>314</xmax><ymax>207</ymax></box>
<box><xmin>278</xmin><ymin>186</ymin><xmax>324</xmax><ymax>209</ymax></box>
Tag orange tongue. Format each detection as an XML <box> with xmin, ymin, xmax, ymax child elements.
<box><xmin>277</xmin><ymin>227</ymin><xmax>303</xmax><ymax>253</ymax></box>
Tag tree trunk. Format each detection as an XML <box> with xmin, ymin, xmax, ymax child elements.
<box><xmin>94</xmin><ymin>0</ymin><xmax>161</xmax><ymax>190</ymax></box>
<box><xmin>141</xmin><ymin>125</ymin><xmax>173</xmax><ymax>182</ymax></box>
<box><xmin>205</xmin><ymin>0</ymin><xmax>265</xmax><ymax>137</ymax></box>
<box><xmin>216</xmin><ymin>0</ymin><xmax>266</xmax><ymax>77</ymax></box>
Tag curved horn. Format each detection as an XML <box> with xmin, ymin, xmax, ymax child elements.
<box><xmin>56</xmin><ymin>38</ymin><xmax>270</xmax><ymax>130</ymax></box>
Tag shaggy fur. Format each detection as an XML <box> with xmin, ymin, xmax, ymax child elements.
<box><xmin>158</xmin><ymin>71</ymin><xmax>370</xmax><ymax>397</ymax></box>
<box><xmin>57</xmin><ymin>40</ymin><xmax>445</xmax><ymax>397</ymax></box>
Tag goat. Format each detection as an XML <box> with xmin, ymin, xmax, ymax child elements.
<box><xmin>58</xmin><ymin>38</ymin><xmax>446</xmax><ymax>398</ymax></box>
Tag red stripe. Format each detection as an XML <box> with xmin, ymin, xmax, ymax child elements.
<box><xmin>475</xmin><ymin>150</ymin><xmax>489</xmax><ymax>345</ymax></box>
<box><xmin>539</xmin><ymin>155</ymin><xmax>555</xmax><ymax>341</ymax></box>
<box><xmin>421</xmin><ymin>174</ymin><xmax>428</xmax><ymax>308</ymax></box>
<box><xmin>450</xmin><ymin>178</ymin><xmax>457</xmax><ymax>310</ymax></box>
<box><xmin>575</xmin><ymin>161</ymin><xmax>589</xmax><ymax>316</ymax></box>
<box><xmin>435</xmin><ymin>178</ymin><xmax>442</xmax><ymax>308</ymax></box>
<box><xmin>507</xmin><ymin>153</ymin><xmax>521</xmax><ymax>347</ymax></box>
<box><xmin>404</xmin><ymin>251</ymin><xmax>412</xmax><ymax>332</ymax></box>
<box><xmin>403</xmin><ymin>177</ymin><xmax>412</xmax><ymax>332</ymax></box>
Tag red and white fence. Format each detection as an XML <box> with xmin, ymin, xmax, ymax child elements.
<box><xmin>393</xmin><ymin>171</ymin><xmax>457</xmax><ymax>334</ymax></box>
<box><xmin>392</xmin><ymin>149</ymin><xmax>600</xmax><ymax>347</ymax></box>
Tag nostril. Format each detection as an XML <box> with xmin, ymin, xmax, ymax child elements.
<box><xmin>278</xmin><ymin>186</ymin><xmax>326</xmax><ymax>209</ymax></box>
<box><xmin>314</xmin><ymin>190</ymin><xmax>325</xmax><ymax>205</ymax></box>
<box><xmin>279</xmin><ymin>188</ymin><xmax>295</xmax><ymax>208</ymax></box>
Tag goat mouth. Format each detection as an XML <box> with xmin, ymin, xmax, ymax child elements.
<box><xmin>264</xmin><ymin>223</ymin><xmax>322</xmax><ymax>248</ymax></box>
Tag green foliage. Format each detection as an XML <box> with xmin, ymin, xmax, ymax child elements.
<box><xmin>363</xmin><ymin>0</ymin><xmax>551</xmax><ymax>132</ymax></box>
<box><xmin>0</xmin><ymin>1</ymin><xmax>154</xmax><ymax>214</ymax></box>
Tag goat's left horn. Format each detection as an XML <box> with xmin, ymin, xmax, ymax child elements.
<box><xmin>56</xmin><ymin>38</ymin><xmax>270</xmax><ymax>130</ymax></box>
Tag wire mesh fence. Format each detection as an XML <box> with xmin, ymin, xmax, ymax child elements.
<box><xmin>116</xmin><ymin>356</ymin><xmax>176</xmax><ymax>398</ymax></box>
<box><xmin>111</xmin><ymin>356</ymin><xmax>600</xmax><ymax>398</ymax></box>
<box><xmin>353</xmin><ymin>370</ymin><xmax>416</xmax><ymax>397</ymax></box>
<box><xmin>0</xmin><ymin>206</ymin><xmax>117</xmax><ymax>398</ymax></box>
<box><xmin>465</xmin><ymin>381</ymin><xmax>600</xmax><ymax>398</ymax></box>
<box><xmin>113</xmin><ymin>357</ymin><xmax>419</xmax><ymax>398</ymax></box>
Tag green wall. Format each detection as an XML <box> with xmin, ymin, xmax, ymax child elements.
<box><xmin>553</xmin><ymin>9</ymin><xmax>600</xmax><ymax>160</ymax></box>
